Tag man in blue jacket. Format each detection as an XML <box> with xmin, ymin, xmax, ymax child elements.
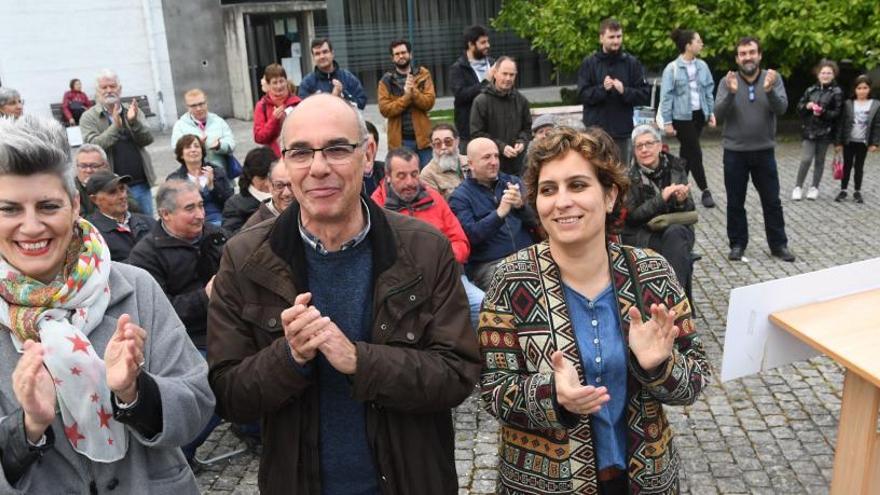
<box><xmin>449</xmin><ymin>137</ymin><xmax>537</xmax><ymax>290</ymax></box>
<box><xmin>298</xmin><ymin>38</ymin><xmax>367</xmax><ymax>109</ymax></box>
<box><xmin>577</xmin><ymin>18</ymin><xmax>651</xmax><ymax>163</ymax></box>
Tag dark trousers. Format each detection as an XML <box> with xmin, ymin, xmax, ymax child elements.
<box><xmin>842</xmin><ymin>141</ymin><xmax>868</xmax><ymax>191</ymax></box>
<box><xmin>647</xmin><ymin>224</ymin><xmax>695</xmax><ymax>288</ymax></box>
<box><xmin>723</xmin><ymin>148</ymin><xmax>788</xmax><ymax>249</ymax></box>
<box><xmin>673</xmin><ymin>111</ymin><xmax>708</xmax><ymax>191</ymax></box>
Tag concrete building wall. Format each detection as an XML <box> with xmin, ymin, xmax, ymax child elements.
<box><xmin>161</xmin><ymin>0</ymin><xmax>233</xmax><ymax>118</ymax></box>
<box><xmin>0</xmin><ymin>0</ymin><xmax>178</xmax><ymax>129</ymax></box>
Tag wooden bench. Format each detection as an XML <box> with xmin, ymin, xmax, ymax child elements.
<box><xmin>50</xmin><ymin>95</ymin><xmax>154</xmax><ymax>123</ymax></box>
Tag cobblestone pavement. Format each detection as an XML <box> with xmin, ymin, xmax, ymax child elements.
<box><xmin>176</xmin><ymin>130</ymin><xmax>879</xmax><ymax>494</ymax></box>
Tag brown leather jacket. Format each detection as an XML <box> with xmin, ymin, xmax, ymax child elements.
<box><xmin>207</xmin><ymin>198</ymin><xmax>480</xmax><ymax>494</ymax></box>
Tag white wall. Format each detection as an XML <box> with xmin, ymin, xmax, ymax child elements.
<box><xmin>0</xmin><ymin>0</ymin><xmax>177</xmax><ymax>128</ymax></box>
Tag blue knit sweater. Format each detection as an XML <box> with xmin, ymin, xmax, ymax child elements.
<box><xmin>304</xmin><ymin>240</ymin><xmax>378</xmax><ymax>494</ymax></box>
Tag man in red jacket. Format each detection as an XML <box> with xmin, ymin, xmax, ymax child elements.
<box><xmin>371</xmin><ymin>147</ymin><xmax>484</xmax><ymax>327</ymax></box>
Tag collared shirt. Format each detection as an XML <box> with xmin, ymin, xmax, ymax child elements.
<box><xmin>562</xmin><ymin>282</ymin><xmax>628</xmax><ymax>471</ymax></box>
<box><xmin>101</xmin><ymin>211</ymin><xmax>132</xmax><ymax>233</ymax></box>
<box><xmin>298</xmin><ymin>198</ymin><xmax>372</xmax><ymax>255</ymax></box>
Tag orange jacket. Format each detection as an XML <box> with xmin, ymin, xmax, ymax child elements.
<box><xmin>377</xmin><ymin>66</ymin><xmax>436</xmax><ymax>150</ymax></box>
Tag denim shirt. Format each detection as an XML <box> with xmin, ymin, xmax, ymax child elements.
<box><xmin>562</xmin><ymin>282</ymin><xmax>627</xmax><ymax>471</ymax></box>
<box><xmin>659</xmin><ymin>56</ymin><xmax>715</xmax><ymax>123</ymax></box>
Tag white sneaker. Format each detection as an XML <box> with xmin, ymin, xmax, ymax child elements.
<box><xmin>807</xmin><ymin>187</ymin><xmax>819</xmax><ymax>200</ymax></box>
<box><xmin>791</xmin><ymin>187</ymin><xmax>803</xmax><ymax>201</ymax></box>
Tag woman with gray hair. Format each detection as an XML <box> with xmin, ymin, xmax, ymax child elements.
<box><xmin>622</xmin><ymin>124</ymin><xmax>696</xmax><ymax>287</ymax></box>
<box><xmin>0</xmin><ymin>115</ymin><xmax>213</xmax><ymax>493</ymax></box>
<box><xmin>0</xmin><ymin>88</ymin><xmax>23</xmax><ymax>119</ymax></box>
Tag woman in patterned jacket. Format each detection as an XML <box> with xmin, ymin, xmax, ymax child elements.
<box><xmin>479</xmin><ymin>126</ymin><xmax>709</xmax><ymax>494</ymax></box>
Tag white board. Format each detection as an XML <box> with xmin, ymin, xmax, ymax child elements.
<box><xmin>720</xmin><ymin>257</ymin><xmax>880</xmax><ymax>382</ymax></box>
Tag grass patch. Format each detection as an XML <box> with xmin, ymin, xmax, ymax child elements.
<box><xmin>429</xmin><ymin>101</ymin><xmax>566</xmax><ymax>125</ymax></box>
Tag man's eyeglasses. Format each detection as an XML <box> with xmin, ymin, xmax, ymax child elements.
<box><xmin>748</xmin><ymin>85</ymin><xmax>756</xmax><ymax>102</ymax></box>
<box><xmin>432</xmin><ymin>137</ymin><xmax>456</xmax><ymax>149</ymax></box>
<box><xmin>634</xmin><ymin>140</ymin><xmax>659</xmax><ymax>151</ymax></box>
<box><xmin>77</xmin><ymin>162</ymin><xmax>105</xmax><ymax>171</ymax></box>
<box><xmin>281</xmin><ymin>141</ymin><xmax>363</xmax><ymax>168</ymax></box>
<box><xmin>271</xmin><ymin>181</ymin><xmax>293</xmax><ymax>192</ymax></box>
<box><xmin>188</xmin><ymin>101</ymin><xmax>207</xmax><ymax>109</ymax></box>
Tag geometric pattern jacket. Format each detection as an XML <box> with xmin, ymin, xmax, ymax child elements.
<box><xmin>479</xmin><ymin>241</ymin><xmax>710</xmax><ymax>494</ymax></box>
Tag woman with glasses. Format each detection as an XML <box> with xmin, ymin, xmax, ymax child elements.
<box><xmin>221</xmin><ymin>147</ymin><xmax>276</xmax><ymax>234</ymax></box>
<box><xmin>167</xmin><ymin>135</ymin><xmax>233</xmax><ymax>227</ymax></box>
<box><xmin>659</xmin><ymin>29</ymin><xmax>716</xmax><ymax>208</ymax></box>
<box><xmin>0</xmin><ymin>87</ymin><xmax>24</xmax><ymax>119</ymax></box>
<box><xmin>480</xmin><ymin>126</ymin><xmax>708</xmax><ymax>494</ymax></box>
<box><xmin>623</xmin><ymin>125</ymin><xmax>696</xmax><ymax>288</ymax></box>
<box><xmin>792</xmin><ymin>59</ymin><xmax>843</xmax><ymax>201</ymax></box>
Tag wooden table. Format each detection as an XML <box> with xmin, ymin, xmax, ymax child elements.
<box><xmin>770</xmin><ymin>289</ymin><xmax>880</xmax><ymax>495</ymax></box>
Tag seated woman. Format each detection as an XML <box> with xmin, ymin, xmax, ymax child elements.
<box><xmin>480</xmin><ymin>126</ymin><xmax>708</xmax><ymax>494</ymax></box>
<box><xmin>168</xmin><ymin>134</ymin><xmax>233</xmax><ymax>227</ymax></box>
<box><xmin>622</xmin><ymin>124</ymin><xmax>696</xmax><ymax>287</ymax></box>
<box><xmin>62</xmin><ymin>78</ymin><xmax>94</xmax><ymax>126</ymax></box>
<box><xmin>0</xmin><ymin>88</ymin><xmax>23</xmax><ymax>119</ymax></box>
<box><xmin>0</xmin><ymin>116</ymin><xmax>214</xmax><ymax>493</ymax></box>
<box><xmin>221</xmin><ymin>146</ymin><xmax>276</xmax><ymax>234</ymax></box>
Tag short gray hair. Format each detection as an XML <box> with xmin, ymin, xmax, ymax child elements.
<box><xmin>0</xmin><ymin>87</ymin><xmax>21</xmax><ymax>107</ymax></box>
<box><xmin>74</xmin><ymin>143</ymin><xmax>108</xmax><ymax>164</ymax></box>
<box><xmin>156</xmin><ymin>179</ymin><xmax>199</xmax><ymax>214</ymax></box>
<box><xmin>631</xmin><ymin>124</ymin><xmax>662</xmax><ymax>144</ymax></box>
<box><xmin>0</xmin><ymin>115</ymin><xmax>76</xmax><ymax>200</ymax></box>
<box><xmin>95</xmin><ymin>69</ymin><xmax>119</xmax><ymax>86</ymax></box>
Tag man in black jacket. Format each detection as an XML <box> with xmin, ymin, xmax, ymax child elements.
<box><xmin>84</xmin><ymin>171</ymin><xmax>155</xmax><ymax>262</ymax></box>
<box><xmin>449</xmin><ymin>25</ymin><xmax>495</xmax><ymax>148</ymax></box>
<box><xmin>577</xmin><ymin>18</ymin><xmax>651</xmax><ymax>163</ymax></box>
<box><xmin>128</xmin><ymin>179</ymin><xmax>227</xmax><ymax>349</ymax></box>
<box><xmin>469</xmin><ymin>57</ymin><xmax>532</xmax><ymax>175</ymax></box>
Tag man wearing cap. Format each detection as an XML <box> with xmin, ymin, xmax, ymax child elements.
<box><xmin>85</xmin><ymin>171</ymin><xmax>156</xmax><ymax>261</ymax></box>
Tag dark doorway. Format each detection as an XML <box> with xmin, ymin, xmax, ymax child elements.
<box><xmin>244</xmin><ymin>13</ymin><xmax>306</xmax><ymax>106</ymax></box>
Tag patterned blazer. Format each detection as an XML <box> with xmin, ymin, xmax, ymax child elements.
<box><xmin>479</xmin><ymin>241</ymin><xmax>710</xmax><ymax>494</ymax></box>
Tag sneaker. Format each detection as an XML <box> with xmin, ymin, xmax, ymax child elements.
<box><xmin>806</xmin><ymin>187</ymin><xmax>819</xmax><ymax>200</ymax></box>
<box><xmin>834</xmin><ymin>191</ymin><xmax>847</xmax><ymax>202</ymax></box>
<box><xmin>854</xmin><ymin>191</ymin><xmax>864</xmax><ymax>203</ymax></box>
<box><xmin>728</xmin><ymin>246</ymin><xmax>745</xmax><ymax>261</ymax></box>
<box><xmin>701</xmin><ymin>189</ymin><xmax>716</xmax><ymax>208</ymax></box>
<box><xmin>791</xmin><ymin>186</ymin><xmax>803</xmax><ymax>201</ymax></box>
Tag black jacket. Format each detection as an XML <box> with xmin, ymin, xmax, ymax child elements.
<box><xmin>222</xmin><ymin>192</ymin><xmax>262</xmax><ymax>234</ymax></box>
<box><xmin>622</xmin><ymin>152</ymin><xmax>695</xmax><ymax>247</ymax></box>
<box><xmin>577</xmin><ymin>50</ymin><xmax>651</xmax><ymax>139</ymax></box>
<box><xmin>86</xmin><ymin>211</ymin><xmax>155</xmax><ymax>262</ymax></box>
<box><xmin>797</xmin><ymin>83</ymin><xmax>843</xmax><ymax>141</ymax></box>
<box><xmin>127</xmin><ymin>222</ymin><xmax>228</xmax><ymax>348</ymax></box>
<box><xmin>836</xmin><ymin>99</ymin><xmax>880</xmax><ymax>146</ymax></box>
<box><xmin>469</xmin><ymin>85</ymin><xmax>532</xmax><ymax>175</ymax></box>
<box><xmin>449</xmin><ymin>54</ymin><xmax>494</xmax><ymax>140</ymax></box>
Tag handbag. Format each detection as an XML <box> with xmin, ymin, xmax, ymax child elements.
<box><xmin>646</xmin><ymin>211</ymin><xmax>698</xmax><ymax>232</ymax></box>
<box><xmin>225</xmin><ymin>153</ymin><xmax>243</xmax><ymax>179</ymax></box>
<box><xmin>832</xmin><ymin>152</ymin><xmax>844</xmax><ymax>180</ymax></box>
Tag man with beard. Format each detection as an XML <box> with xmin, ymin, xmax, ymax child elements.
<box><xmin>449</xmin><ymin>25</ymin><xmax>495</xmax><ymax>147</ymax></box>
<box><xmin>577</xmin><ymin>18</ymin><xmax>651</xmax><ymax>163</ymax></box>
<box><xmin>715</xmin><ymin>36</ymin><xmax>795</xmax><ymax>262</ymax></box>
<box><xmin>80</xmin><ymin>69</ymin><xmax>157</xmax><ymax>216</ymax></box>
<box><xmin>469</xmin><ymin>57</ymin><xmax>532</xmax><ymax>176</ymax></box>
<box><xmin>298</xmin><ymin>38</ymin><xmax>367</xmax><ymax>110</ymax></box>
<box><xmin>420</xmin><ymin>123</ymin><xmax>470</xmax><ymax>199</ymax></box>
<box><xmin>378</xmin><ymin>39</ymin><xmax>436</xmax><ymax>167</ymax></box>
<box><xmin>371</xmin><ymin>148</ymin><xmax>484</xmax><ymax>327</ymax></box>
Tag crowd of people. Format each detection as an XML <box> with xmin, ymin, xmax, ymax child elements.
<box><xmin>0</xmin><ymin>15</ymin><xmax>875</xmax><ymax>495</ymax></box>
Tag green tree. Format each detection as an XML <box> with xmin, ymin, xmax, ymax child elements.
<box><xmin>494</xmin><ymin>0</ymin><xmax>880</xmax><ymax>77</ymax></box>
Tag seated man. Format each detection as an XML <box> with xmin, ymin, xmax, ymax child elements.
<box><xmin>84</xmin><ymin>170</ymin><xmax>155</xmax><ymax>261</ymax></box>
<box><xmin>371</xmin><ymin>147</ymin><xmax>484</xmax><ymax>327</ymax></box>
<box><xmin>127</xmin><ymin>179</ymin><xmax>228</xmax><ymax>460</ymax></box>
<box><xmin>241</xmin><ymin>156</ymin><xmax>295</xmax><ymax>230</ymax></box>
<box><xmin>420</xmin><ymin>123</ymin><xmax>470</xmax><ymax>200</ymax></box>
<box><xmin>449</xmin><ymin>137</ymin><xmax>537</xmax><ymax>290</ymax></box>
<box><xmin>622</xmin><ymin>124</ymin><xmax>696</xmax><ymax>286</ymax></box>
